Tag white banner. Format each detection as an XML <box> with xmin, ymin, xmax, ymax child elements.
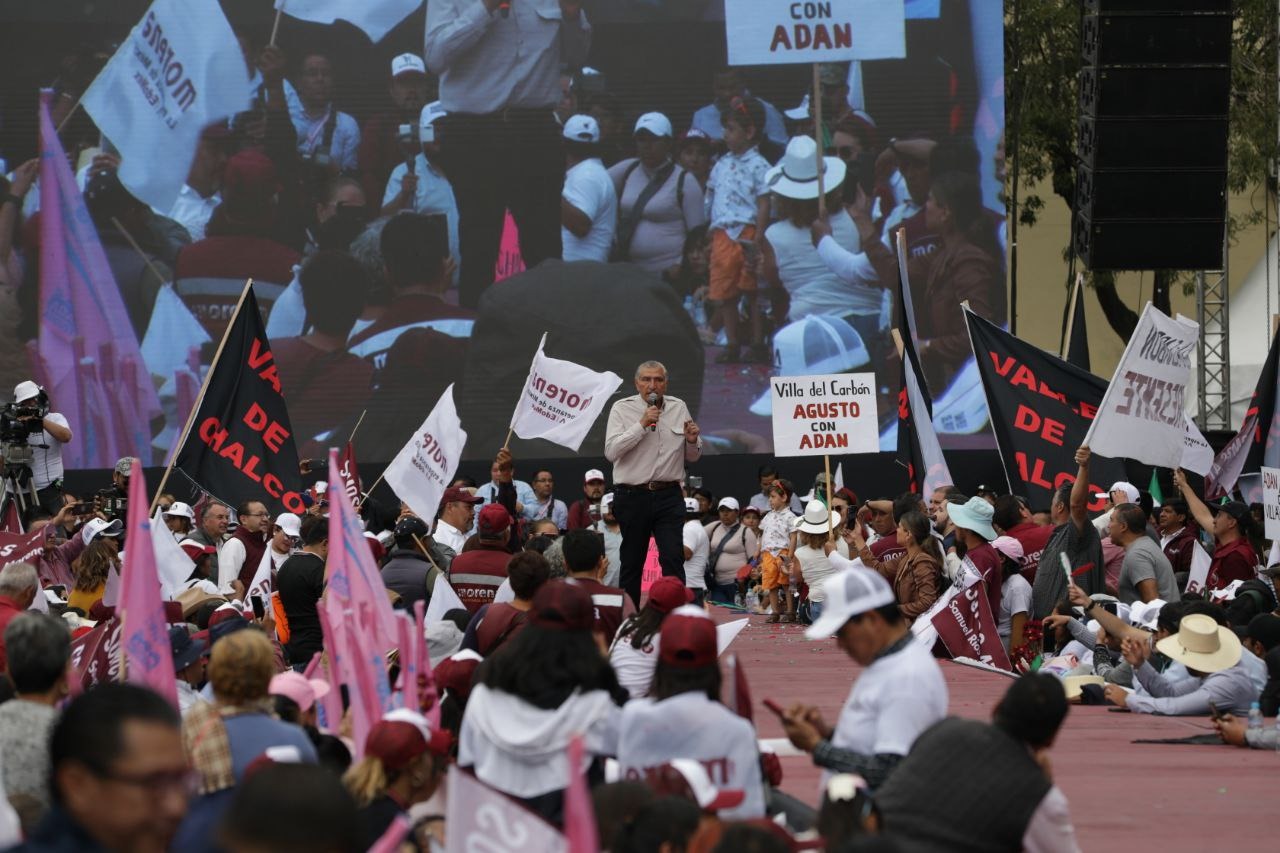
<box><xmin>81</xmin><ymin>0</ymin><xmax>249</xmax><ymax>212</ymax></box>
<box><xmin>152</xmin><ymin>507</ymin><xmax>195</xmax><ymax>601</ymax></box>
<box><xmin>770</xmin><ymin>373</ymin><xmax>879</xmax><ymax>457</ymax></box>
<box><xmin>726</xmin><ymin>0</ymin><xmax>906</xmax><ymax>66</ymax></box>
<box><xmin>1181</xmin><ymin>414</ymin><xmax>1214</xmax><ymax>476</ymax></box>
<box><xmin>1184</xmin><ymin>541</ymin><xmax>1212</xmax><ymax>596</ymax></box>
<box><xmin>384</xmin><ymin>384</ymin><xmax>466</xmax><ymax>524</ymax></box>
<box><xmin>509</xmin><ymin>334</ymin><xmax>623</xmax><ymax>452</ymax></box>
<box><xmin>275</xmin><ymin>0</ymin><xmax>422</xmax><ymax>43</ymax></box>
<box><xmin>1262</xmin><ymin>467</ymin><xmax>1280</xmax><ymax>542</ymax></box>
<box><xmin>1084</xmin><ymin>303</ymin><xmax>1199</xmax><ymax>468</ymax></box>
<box><xmin>445</xmin><ymin>765</ymin><xmax>566</xmax><ymax>853</ymax></box>
<box><xmin>244</xmin><ymin>546</ymin><xmax>273</xmax><ymax>602</ymax></box>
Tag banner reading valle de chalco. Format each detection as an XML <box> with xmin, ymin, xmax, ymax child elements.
<box><xmin>173</xmin><ymin>286</ymin><xmax>303</xmax><ymax>515</ymax></box>
<box><xmin>965</xmin><ymin>309</ymin><xmax>1124</xmax><ymax>514</ymax></box>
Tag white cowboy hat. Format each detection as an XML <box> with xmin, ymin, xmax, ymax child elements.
<box><xmin>765</xmin><ymin>135</ymin><xmax>846</xmax><ymax>200</ymax></box>
<box><xmin>796</xmin><ymin>499</ymin><xmax>841</xmax><ymax>535</ymax></box>
<box><xmin>1156</xmin><ymin>613</ymin><xmax>1242</xmax><ymax>673</ymax></box>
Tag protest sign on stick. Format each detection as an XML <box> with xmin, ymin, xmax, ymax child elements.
<box><xmin>1084</xmin><ymin>303</ymin><xmax>1199</xmax><ymax>469</ymax></box>
<box><xmin>930</xmin><ymin>582</ymin><xmax>1012</xmax><ymax>672</ymax></box>
<box><xmin>770</xmin><ymin>374</ymin><xmax>879</xmax><ymax>457</ymax></box>
<box><xmin>1262</xmin><ymin>467</ymin><xmax>1280</xmax><ymax>541</ymax></box>
<box><xmin>725</xmin><ymin>0</ymin><xmax>906</xmax><ymax>65</ymax></box>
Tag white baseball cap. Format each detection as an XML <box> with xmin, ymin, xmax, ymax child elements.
<box><xmin>563</xmin><ymin>114</ymin><xmax>600</xmax><ymax>143</ymax></box>
<box><xmin>275</xmin><ymin>512</ymin><xmax>302</xmax><ymax>539</ymax></box>
<box><xmin>634</xmin><ymin>112</ymin><xmax>673</xmax><ymax>138</ymax></box>
<box><xmin>13</xmin><ymin>381</ymin><xmax>40</xmax><ymax>403</ymax></box>
<box><xmin>805</xmin><ymin>568</ymin><xmax>896</xmax><ymax>639</ymax></box>
<box><xmin>584</xmin><ymin>469</ymin><xmax>605</xmax><ymax>484</ymax></box>
<box><xmin>684</xmin><ymin>497</ymin><xmax>700</xmax><ymax>514</ymax></box>
<box><xmin>391</xmin><ymin>53</ymin><xmax>426</xmax><ymax>77</ymax></box>
<box><xmin>1095</xmin><ymin>481</ymin><xmax>1139</xmax><ymax>503</ymax></box>
<box><xmin>717</xmin><ymin>497</ymin><xmax>740</xmax><ymax>511</ymax></box>
<box><xmin>163</xmin><ymin>501</ymin><xmax>196</xmax><ymax>521</ymax></box>
<box><xmin>749</xmin><ymin>315</ymin><xmax>870</xmax><ymax>416</ymax></box>
<box><xmin>601</xmin><ymin>493</ymin><xmax>614</xmax><ymax>510</ymax></box>
<box><xmin>1128</xmin><ymin>598</ymin><xmax>1166</xmax><ymax>631</ymax></box>
<box><xmin>81</xmin><ymin>518</ymin><xmax>124</xmax><ymax>546</ymax></box>
<box><xmin>666</xmin><ymin>758</ymin><xmax>746</xmax><ymax>812</ymax></box>
<box><xmin>784</xmin><ymin>93</ymin><xmax>811</xmax><ymax>121</ymax></box>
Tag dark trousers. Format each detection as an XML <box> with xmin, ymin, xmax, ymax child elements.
<box><xmin>612</xmin><ymin>485</ymin><xmax>685</xmax><ymax>607</ymax></box>
<box><xmin>437</xmin><ymin>111</ymin><xmax>564</xmax><ymax>309</ymax></box>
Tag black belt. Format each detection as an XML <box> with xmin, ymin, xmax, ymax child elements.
<box><xmin>616</xmin><ymin>480</ymin><xmax>680</xmax><ymax>493</ymax></box>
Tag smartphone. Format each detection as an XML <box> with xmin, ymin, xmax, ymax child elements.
<box><xmin>70</xmin><ymin>502</ymin><xmax>93</xmax><ymax>515</ymax></box>
<box><xmin>250</xmin><ymin>595</ymin><xmax>265</xmax><ymax>620</ymax></box>
<box><xmin>762</xmin><ymin>698</ymin><xmax>786</xmax><ymax>718</ymax></box>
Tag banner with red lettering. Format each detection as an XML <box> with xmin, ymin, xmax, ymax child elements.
<box><xmin>930</xmin><ymin>582</ymin><xmax>1012</xmax><ymax>671</ymax></box>
<box><xmin>965</xmin><ymin>308</ymin><xmax>1123</xmax><ymax>514</ymax></box>
<box><xmin>337</xmin><ymin>441</ymin><xmax>362</xmax><ymax>506</ymax></box>
<box><xmin>1084</xmin><ymin>303</ymin><xmax>1198</xmax><ymax>469</ymax></box>
<box><xmin>445</xmin><ymin>767</ymin><xmax>566</xmax><ymax>853</ymax></box>
<box><xmin>70</xmin><ymin>618</ymin><xmax>123</xmax><ymax>695</ymax></box>
<box><xmin>171</xmin><ymin>284</ymin><xmax>303</xmax><ymax>516</ymax></box>
<box><xmin>0</xmin><ymin>530</ymin><xmax>45</xmax><ymax>573</ymax></box>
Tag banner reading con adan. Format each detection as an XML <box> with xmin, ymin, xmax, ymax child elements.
<box><xmin>965</xmin><ymin>308</ymin><xmax>1124</xmax><ymax>514</ymax></box>
<box><xmin>172</xmin><ymin>285</ymin><xmax>303</xmax><ymax>515</ymax></box>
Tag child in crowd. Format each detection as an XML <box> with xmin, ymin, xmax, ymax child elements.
<box><xmin>704</xmin><ymin>96</ymin><xmax>772</xmax><ymax>364</ymax></box>
<box><xmin>739</xmin><ymin>505</ymin><xmax>763</xmax><ymax>606</ymax></box>
<box><xmin>758</xmin><ymin>482</ymin><xmax>798</xmax><ymax>623</ymax></box>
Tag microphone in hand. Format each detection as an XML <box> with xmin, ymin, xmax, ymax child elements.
<box><xmin>645</xmin><ymin>392</ymin><xmax>659</xmax><ymax>432</ymax></box>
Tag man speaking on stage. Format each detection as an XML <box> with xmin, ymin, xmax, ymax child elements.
<box><xmin>604</xmin><ymin>360</ymin><xmax>701</xmax><ymax>606</ymax></box>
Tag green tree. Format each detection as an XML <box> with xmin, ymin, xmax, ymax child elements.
<box><xmin>1006</xmin><ymin>0</ymin><xmax>1277</xmax><ymax>340</ymax></box>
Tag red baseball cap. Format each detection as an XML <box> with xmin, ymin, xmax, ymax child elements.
<box><xmin>530</xmin><ymin>581</ymin><xmax>594</xmax><ymax>632</ymax></box>
<box><xmin>647</xmin><ymin>576</ymin><xmax>693</xmax><ymax>614</ymax></box>
<box><xmin>180</xmin><ymin>542</ymin><xmax>216</xmax><ymax>561</ymax></box>
<box><xmin>477</xmin><ymin>503</ymin><xmax>512</xmax><ymax>536</ymax></box>
<box><xmin>439</xmin><ymin>487</ymin><xmax>482</xmax><ymax>508</ymax></box>
<box><xmin>435</xmin><ymin>650</ymin><xmax>483</xmax><ymax>699</ymax></box>
<box><xmin>649</xmin><ymin>759</ymin><xmax>746</xmax><ymax>812</ymax></box>
<box><xmin>659</xmin><ymin>606</ymin><xmax>717</xmax><ymax>668</ymax></box>
<box><xmin>365</xmin><ymin>709</ymin><xmax>451</xmax><ymax>772</ymax></box>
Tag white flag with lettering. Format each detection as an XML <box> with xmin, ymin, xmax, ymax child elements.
<box><xmin>81</xmin><ymin>0</ymin><xmax>249</xmax><ymax>212</ymax></box>
<box><xmin>275</xmin><ymin>0</ymin><xmax>422</xmax><ymax>42</ymax></box>
<box><xmin>384</xmin><ymin>385</ymin><xmax>466</xmax><ymax>523</ymax></box>
<box><xmin>1084</xmin><ymin>303</ymin><xmax>1199</xmax><ymax>468</ymax></box>
<box><xmin>509</xmin><ymin>334</ymin><xmax>622</xmax><ymax>452</ymax></box>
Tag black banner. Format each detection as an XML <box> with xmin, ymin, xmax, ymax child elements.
<box><xmin>172</xmin><ymin>286</ymin><xmax>303</xmax><ymax>515</ymax></box>
<box><xmin>966</xmin><ymin>310</ymin><xmax>1123</xmax><ymax>513</ymax></box>
<box><xmin>897</xmin><ymin>339</ymin><xmax>931</xmax><ymax>495</ymax></box>
<box><xmin>1243</xmin><ymin>329</ymin><xmax>1280</xmax><ymax>475</ymax></box>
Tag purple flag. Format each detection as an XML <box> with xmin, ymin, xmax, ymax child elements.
<box><xmin>38</xmin><ymin>91</ymin><xmax>159</xmax><ymax>468</ymax></box>
<box><xmin>118</xmin><ymin>459</ymin><xmax>178</xmax><ymax>709</ymax></box>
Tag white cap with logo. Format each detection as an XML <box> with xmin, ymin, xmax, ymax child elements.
<box><xmin>805</xmin><ymin>568</ymin><xmax>896</xmax><ymax>640</ymax></box>
<box><xmin>391</xmin><ymin>53</ymin><xmax>426</xmax><ymax>77</ymax></box>
<box><xmin>583</xmin><ymin>469</ymin><xmax>605</xmax><ymax>484</ymax></box>
<box><xmin>563</xmin><ymin>114</ymin><xmax>601</xmax><ymax>143</ymax></box>
<box><xmin>633</xmin><ymin>112</ymin><xmax>673</xmax><ymax>138</ymax></box>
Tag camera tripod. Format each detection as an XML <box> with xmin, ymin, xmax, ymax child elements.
<box><xmin>0</xmin><ymin>462</ymin><xmax>38</xmax><ymax>528</ymax></box>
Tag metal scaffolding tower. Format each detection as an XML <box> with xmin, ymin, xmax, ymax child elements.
<box><xmin>1196</xmin><ymin>264</ymin><xmax>1231</xmax><ymax>432</ymax></box>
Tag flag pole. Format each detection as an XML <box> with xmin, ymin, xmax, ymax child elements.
<box><xmin>270</xmin><ymin>3</ymin><xmax>285</xmax><ymax>46</ymax></box>
<box><xmin>1061</xmin><ymin>272</ymin><xmax>1083</xmax><ymax>359</ymax></box>
<box><xmin>503</xmin><ymin>332</ymin><xmax>549</xmax><ymax>452</ymax></box>
<box><xmin>346</xmin><ymin>409</ymin><xmax>368</xmax><ymax>446</ymax></box>
<box><xmin>824</xmin><ymin>453</ymin><xmax>834</xmax><ymax>540</ymax></box>
<box><xmin>110</xmin><ymin>217</ymin><xmax>169</xmax><ymax>286</ymax></box>
<box><xmin>151</xmin><ymin>279</ymin><xmax>255</xmax><ymax>511</ymax></box>
<box><xmin>812</xmin><ymin>62</ymin><xmax>826</xmax><ymax>219</ymax></box>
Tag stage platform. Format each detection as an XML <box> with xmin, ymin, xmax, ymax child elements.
<box><xmin>719</xmin><ymin>605</ymin><xmax>1277</xmax><ymax>852</ymax></box>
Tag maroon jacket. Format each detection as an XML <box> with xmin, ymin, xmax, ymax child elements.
<box><xmin>1161</xmin><ymin>525</ymin><xmax>1200</xmax><ymax>579</ymax></box>
<box><xmin>234</xmin><ymin>526</ymin><xmax>269</xmax><ymax>590</ymax></box>
<box><xmin>566</xmin><ymin>499</ymin><xmax>596</xmax><ymax>531</ymax></box>
<box><xmin>570</xmin><ymin>577</ymin><xmax>636</xmax><ymax>645</ymax></box>
<box><xmin>475</xmin><ymin>603</ymin><xmax>529</xmax><ymax>657</ymax></box>
<box><xmin>450</xmin><ymin>543</ymin><xmax>512</xmax><ymax>614</ymax></box>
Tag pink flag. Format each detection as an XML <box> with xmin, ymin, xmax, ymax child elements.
<box><xmin>306</xmin><ymin>650</ymin><xmax>343</xmax><ymax>735</ymax></box>
<box><xmin>414</xmin><ymin>600</ymin><xmax>440</xmax><ymax>728</ymax></box>
<box><xmin>318</xmin><ymin>605</ymin><xmax>374</xmax><ymax>759</ymax></box>
<box><xmin>118</xmin><ymin>459</ymin><xmax>178</xmax><ymax>708</ymax></box>
<box><xmin>564</xmin><ymin>735</ymin><xmax>599</xmax><ymax>853</ymax></box>
<box><xmin>37</xmin><ymin>91</ymin><xmax>160</xmax><ymax>468</ymax></box>
<box><xmin>367</xmin><ymin>816</ymin><xmax>411</xmax><ymax>853</ymax></box>
<box><xmin>324</xmin><ymin>449</ymin><xmax>398</xmax><ymax>652</ymax></box>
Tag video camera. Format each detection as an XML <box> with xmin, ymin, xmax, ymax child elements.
<box><xmin>0</xmin><ymin>395</ymin><xmax>49</xmax><ymax>446</ymax></box>
<box><xmin>94</xmin><ymin>487</ymin><xmax>128</xmax><ymax>522</ymax></box>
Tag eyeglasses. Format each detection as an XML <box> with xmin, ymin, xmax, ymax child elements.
<box><xmin>95</xmin><ymin>767</ymin><xmax>201</xmax><ymax>796</ymax></box>
<box><xmin>244</xmin><ymin>512</ymin><xmax>271</xmax><ymax>519</ymax></box>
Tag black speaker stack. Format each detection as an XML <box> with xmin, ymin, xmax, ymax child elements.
<box><xmin>1074</xmin><ymin>0</ymin><xmax>1233</xmax><ymax>270</ymax></box>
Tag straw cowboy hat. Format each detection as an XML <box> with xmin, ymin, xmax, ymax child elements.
<box><xmin>797</xmin><ymin>499</ymin><xmax>841</xmax><ymax>535</ymax></box>
<box><xmin>1156</xmin><ymin>613</ymin><xmax>1242</xmax><ymax>673</ymax></box>
<box><xmin>765</xmin><ymin>135</ymin><xmax>846</xmax><ymax>200</ymax></box>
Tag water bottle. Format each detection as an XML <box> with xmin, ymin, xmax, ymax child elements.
<box><xmin>1247</xmin><ymin>701</ymin><xmax>1263</xmax><ymax>733</ymax></box>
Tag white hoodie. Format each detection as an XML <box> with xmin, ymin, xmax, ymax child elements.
<box><xmin>459</xmin><ymin>684</ymin><xmax>621</xmax><ymax>798</ymax></box>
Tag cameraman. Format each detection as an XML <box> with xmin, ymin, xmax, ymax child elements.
<box><xmin>94</xmin><ymin>457</ymin><xmax>133</xmax><ymax>522</ymax></box>
<box><xmin>5</xmin><ymin>382</ymin><xmax>72</xmax><ymax>518</ymax></box>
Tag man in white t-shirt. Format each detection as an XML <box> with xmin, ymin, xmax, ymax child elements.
<box><xmin>681</xmin><ymin>497</ymin><xmax>710</xmax><ymax>605</ymax></box>
<box><xmin>781</xmin><ymin>567</ymin><xmax>947</xmax><ymax>790</ymax></box>
<box><xmin>4</xmin><ymin>381</ymin><xmax>73</xmax><ymax>518</ymax></box>
<box><xmin>560</xmin><ymin>115</ymin><xmax>617</xmax><ymax>262</ymax></box>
